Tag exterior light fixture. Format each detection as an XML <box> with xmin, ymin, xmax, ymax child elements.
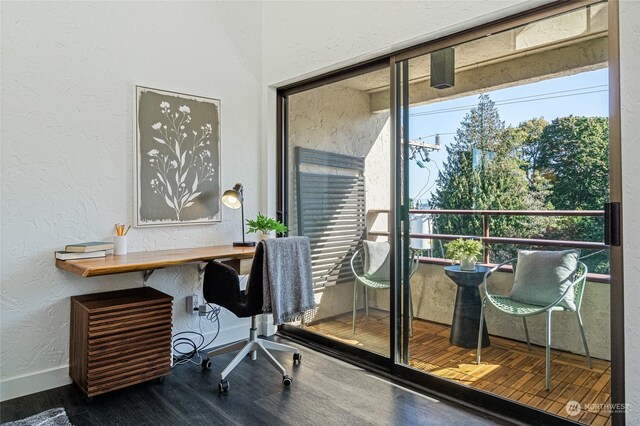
<box><xmin>431</xmin><ymin>48</ymin><xmax>455</xmax><ymax>89</ymax></box>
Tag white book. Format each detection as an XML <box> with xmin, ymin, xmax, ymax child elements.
<box><xmin>55</xmin><ymin>250</ymin><xmax>107</xmax><ymax>260</ymax></box>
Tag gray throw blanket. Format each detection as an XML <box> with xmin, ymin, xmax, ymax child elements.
<box><xmin>261</xmin><ymin>236</ymin><xmax>315</xmax><ymax>325</ymax></box>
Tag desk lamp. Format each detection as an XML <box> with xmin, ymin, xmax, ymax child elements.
<box><xmin>221</xmin><ymin>183</ymin><xmax>256</xmax><ymax>247</ymax></box>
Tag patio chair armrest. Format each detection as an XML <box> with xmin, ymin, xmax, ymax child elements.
<box><xmin>409</xmin><ymin>247</ymin><xmax>420</xmax><ymax>277</ymax></box>
<box><xmin>481</xmin><ymin>259</ymin><xmax>515</xmax><ymax>299</ymax></box>
<box><xmin>350</xmin><ymin>248</ymin><xmax>363</xmax><ymax>277</ymax></box>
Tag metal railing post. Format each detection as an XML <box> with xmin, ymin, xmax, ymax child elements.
<box><xmin>483</xmin><ymin>214</ymin><xmax>490</xmax><ymax>264</ymax></box>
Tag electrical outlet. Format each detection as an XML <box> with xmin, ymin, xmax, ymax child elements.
<box><xmin>186</xmin><ymin>294</ymin><xmax>199</xmax><ymax>314</ymax></box>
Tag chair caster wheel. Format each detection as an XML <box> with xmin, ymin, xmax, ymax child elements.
<box><xmin>201</xmin><ymin>358</ymin><xmax>212</xmax><ymax>369</ymax></box>
<box><xmin>219</xmin><ymin>380</ymin><xmax>229</xmax><ymax>393</ymax></box>
<box><xmin>283</xmin><ymin>375</ymin><xmax>292</xmax><ymax>387</ymax></box>
<box><xmin>293</xmin><ymin>353</ymin><xmax>302</xmax><ymax>364</ymax></box>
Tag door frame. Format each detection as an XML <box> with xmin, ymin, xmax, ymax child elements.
<box><xmin>277</xmin><ymin>1</ymin><xmax>624</xmax><ymax>424</ymax></box>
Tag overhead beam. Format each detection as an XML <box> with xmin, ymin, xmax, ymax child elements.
<box><xmin>370</xmin><ymin>36</ymin><xmax>608</xmax><ymax>113</ymax></box>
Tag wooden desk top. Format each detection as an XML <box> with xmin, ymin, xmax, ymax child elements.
<box><xmin>56</xmin><ymin>245</ymin><xmax>256</xmax><ymax>278</ymax></box>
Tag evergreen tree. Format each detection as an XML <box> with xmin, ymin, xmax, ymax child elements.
<box><xmin>430</xmin><ymin>95</ymin><xmax>539</xmax><ymax>259</ymax></box>
<box><xmin>429</xmin><ymin>97</ymin><xmax>609</xmax><ymax>271</ymax></box>
<box><xmin>502</xmin><ymin>117</ymin><xmax>549</xmax><ymax>187</ymax></box>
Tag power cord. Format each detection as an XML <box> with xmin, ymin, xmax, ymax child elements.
<box><xmin>171</xmin><ymin>274</ymin><xmax>249</xmax><ymax>368</ymax></box>
<box><xmin>171</xmin><ymin>303</ymin><xmax>222</xmax><ymax>368</ymax></box>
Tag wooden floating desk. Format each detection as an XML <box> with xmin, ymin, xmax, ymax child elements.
<box><xmin>61</xmin><ymin>245</ymin><xmax>256</xmax><ymax>398</ymax></box>
<box><xmin>56</xmin><ymin>245</ymin><xmax>256</xmax><ymax>279</ymax></box>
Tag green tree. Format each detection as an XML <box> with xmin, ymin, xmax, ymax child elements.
<box><xmin>536</xmin><ymin>116</ymin><xmax>610</xmax><ymax>273</ymax></box>
<box><xmin>537</xmin><ymin>116</ymin><xmax>609</xmax><ymax>210</ymax></box>
<box><xmin>431</xmin><ymin>95</ymin><xmax>542</xmax><ymax>259</ymax></box>
<box><xmin>502</xmin><ymin>117</ymin><xmax>549</xmax><ymax>187</ymax></box>
<box><xmin>502</xmin><ymin>118</ymin><xmax>556</xmax><ymax>238</ymax></box>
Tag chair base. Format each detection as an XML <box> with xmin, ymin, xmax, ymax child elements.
<box><xmin>205</xmin><ymin>317</ymin><xmax>300</xmax><ymax>385</ymax></box>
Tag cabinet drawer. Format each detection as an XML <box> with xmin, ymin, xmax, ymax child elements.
<box><xmin>88</xmin><ymin>313</ymin><xmax>172</xmax><ymax>337</ymax></box>
<box><xmin>88</xmin><ymin>351</ymin><xmax>171</xmax><ymax>382</ymax></box>
<box><xmin>70</xmin><ymin>287</ymin><xmax>174</xmax><ymax>398</ymax></box>
<box><xmin>89</xmin><ymin>305</ymin><xmax>172</xmax><ymax>327</ymax></box>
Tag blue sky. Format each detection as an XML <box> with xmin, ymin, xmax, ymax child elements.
<box><xmin>408</xmin><ymin>68</ymin><xmax>609</xmax><ymax>204</ymax></box>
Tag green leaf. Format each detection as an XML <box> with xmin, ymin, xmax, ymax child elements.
<box><xmin>245</xmin><ymin>212</ymin><xmax>288</xmax><ymax>234</ymax></box>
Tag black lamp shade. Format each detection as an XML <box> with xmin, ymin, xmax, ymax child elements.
<box><xmin>220</xmin><ymin>183</ymin><xmax>255</xmax><ymax>247</ymax></box>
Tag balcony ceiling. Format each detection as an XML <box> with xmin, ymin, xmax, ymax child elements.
<box><xmin>332</xmin><ymin>3</ymin><xmax>608</xmax><ymax>111</ymax></box>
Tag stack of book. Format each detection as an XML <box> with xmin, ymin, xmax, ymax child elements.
<box><xmin>55</xmin><ymin>242</ymin><xmax>114</xmax><ymax>260</ymax></box>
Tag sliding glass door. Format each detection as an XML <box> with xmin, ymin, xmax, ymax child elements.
<box><xmin>279</xmin><ymin>2</ymin><xmax>621</xmax><ymax>425</ymax></box>
<box><xmin>281</xmin><ymin>64</ymin><xmax>393</xmax><ymax>362</ymax></box>
<box><xmin>392</xmin><ymin>3</ymin><xmax>613</xmax><ymax>424</ymax></box>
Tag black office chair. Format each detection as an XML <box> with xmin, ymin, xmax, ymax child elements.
<box><xmin>201</xmin><ymin>242</ymin><xmax>301</xmax><ymax>392</ymax></box>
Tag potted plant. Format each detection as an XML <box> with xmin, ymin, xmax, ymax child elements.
<box><xmin>445</xmin><ymin>238</ymin><xmax>483</xmax><ymax>271</ymax></box>
<box><xmin>245</xmin><ymin>213</ymin><xmax>288</xmax><ymax>240</ymax></box>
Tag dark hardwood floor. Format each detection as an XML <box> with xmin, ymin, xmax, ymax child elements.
<box><xmin>0</xmin><ymin>337</ymin><xmax>512</xmax><ymax>426</ymax></box>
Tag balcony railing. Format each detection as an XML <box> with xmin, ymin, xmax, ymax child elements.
<box><xmin>367</xmin><ymin>208</ymin><xmax>609</xmax><ymax>282</ymax></box>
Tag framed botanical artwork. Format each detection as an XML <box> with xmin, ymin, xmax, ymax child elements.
<box><xmin>134</xmin><ymin>86</ymin><xmax>221</xmax><ymax>226</ymax></box>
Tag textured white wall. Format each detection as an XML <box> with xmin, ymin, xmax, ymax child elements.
<box><xmin>262</xmin><ymin>0</ymin><xmax>543</xmax><ymax>87</ymax></box>
<box><xmin>0</xmin><ymin>1</ymin><xmax>263</xmax><ymax>400</ymax></box>
<box><xmin>287</xmin><ymin>84</ymin><xmax>390</xmax><ymax>232</ymax></box>
<box><xmin>620</xmin><ymin>0</ymin><xmax>640</xmax><ymax>422</ymax></box>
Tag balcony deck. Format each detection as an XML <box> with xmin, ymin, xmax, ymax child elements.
<box><xmin>304</xmin><ymin>310</ymin><xmax>611</xmax><ymax>426</ymax></box>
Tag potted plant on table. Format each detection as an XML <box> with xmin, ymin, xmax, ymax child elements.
<box><xmin>445</xmin><ymin>238</ymin><xmax>483</xmax><ymax>271</ymax></box>
<box><xmin>246</xmin><ymin>213</ymin><xmax>288</xmax><ymax>241</ymax></box>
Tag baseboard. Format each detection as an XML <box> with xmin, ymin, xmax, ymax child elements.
<box><xmin>0</xmin><ymin>365</ymin><xmax>72</xmax><ymax>402</ymax></box>
<box><xmin>0</xmin><ymin>317</ymin><xmax>275</xmax><ymax>402</ymax></box>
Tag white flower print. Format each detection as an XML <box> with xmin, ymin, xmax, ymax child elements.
<box><xmin>146</xmin><ymin>97</ymin><xmax>216</xmax><ymax>221</ymax></box>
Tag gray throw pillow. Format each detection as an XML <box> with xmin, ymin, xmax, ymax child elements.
<box><xmin>362</xmin><ymin>240</ymin><xmax>390</xmax><ymax>282</ymax></box>
<box><xmin>509</xmin><ymin>249</ymin><xmax>580</xmax><ymax>310</ymax></box>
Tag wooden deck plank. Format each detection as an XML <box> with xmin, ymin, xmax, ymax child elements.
<box><xmin>305</xmin><ymin>310</ymin><xmax>611</xmax><ymax>425</ymax></box>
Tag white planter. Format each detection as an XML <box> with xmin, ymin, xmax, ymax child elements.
<box><xmin>258</xmin><ymin>232</ymin><xmax>272</xmax><ymax>241</ymax></box>
<box><xmin>460</xmin><ymin>256</ymin><xmax>477</xmax><ymax>271</ymax></box>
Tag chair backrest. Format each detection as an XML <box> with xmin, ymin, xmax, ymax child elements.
<box><xmin>295</xmin><ymin>147</ymin><xmax>366</xmax><ymax>289</ymax></box>
<box><xmin>350</xmin><ymin>244</ymin><xmax>419</xmax><ymax>282</ymax></box>
<box><xmin>202</xmin><ymin>243</ymin><xmax>265</xmax><ymax>318</ymax></box>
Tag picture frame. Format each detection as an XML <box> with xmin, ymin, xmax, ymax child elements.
<box><xmin>134</xmin><ymin>86</ymin><xmax>222</xmax><ymax>227</ymax></box>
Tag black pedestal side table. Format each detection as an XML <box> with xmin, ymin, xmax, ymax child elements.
<box><xmin>444</xmin><ymin>265</ymin><xmax>491</xmax><ymax>348</ymax></box>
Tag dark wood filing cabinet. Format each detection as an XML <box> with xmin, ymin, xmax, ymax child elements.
<box><xmin>69</xmin><ymin>287</ymin><xmax>173</xmax><ymax>398</ymax></box>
